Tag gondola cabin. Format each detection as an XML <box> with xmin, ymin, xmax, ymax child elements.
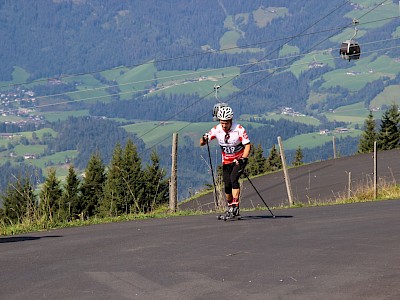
<box><xmin>340</xmin><ymin>40</ymin><xmax>360</xmax><ymax>61</ymax></box>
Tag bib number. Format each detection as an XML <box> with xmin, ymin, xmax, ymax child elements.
<box><xmin>222</xmin><ymin>146</ymin><xmax>236</xmax><ymax>154</ymax></box>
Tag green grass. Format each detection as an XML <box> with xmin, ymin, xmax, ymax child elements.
<box><xmin>0</xmin><ymin>66</ymin><xmax>30</xmax><ymax>86</ymax></box>
<box><xmin>266</xmin><ymin>113</ymin><xmax>321</xmax><ymax>126</ymax></box>
<box><xmin>283</xmin><ymin>130</ymin><xmax>362</xmax><ymax>150</ymax></box>
<box><xmin>123</xmin><ymin>120</ymin><xmax>264</xmax><ymax>148</ymax></box>
<box><xmin>2</xmin><ymin>181</ymin><xmax>400</xmax><ymax>236</ymax></box>
<box><xmin>220</xmin><ymin>30</ymin><xmax>241</xmax><ymax>51</ymax></box>
<box><xmin>124</xmin><ymin>121</ymin><xmax>216</xmax><ymax>148</ymax></box>
<box><xmin>11</xmin><ymin>66</ymin><xmax>30</xmax><ymax>83</ymax></box>
<box><xmin>0</xmin><ymin>205</ymin><xmax>204</xmax><ymax>236</ymax></box>
<box><xmin>290</xmin><ymin>51</ymin><xmax>335</xmax><ymax>78</ymax></box>
<box><xmin>321</xmin><ymin>55</ymin><xmax>397</xmax><ymax>91</ymax></box>
<box><xmin>12</xmin><ymin>144</ymin><xmax>46</xmax><ymax>156</ymax></box>
<box><xmin>150</xmin><ymin>69</ymin><xmax>241</xmax><ymax>98</ymax></box>
<box><xmin>40</xmin><ymin>110</ymin><xmax>90</xmax><ymax>122</ymax></box>
<box><xmin>63</xmin><ymin>75</ymin><xmax>111</xmax><ymax>104</ymax></box>
<box><xmin>253</xmin><ymin>6</ymin><xmax>288</xmax><ymax>28</ymax></box>
<box><xmin>370</xmin><ymin>85</ymin><xmax>400</xmax><ymax>109</ymax></box>
<box><xmin>345</xmin><ymin>1</ymin><xmax>398</xmax><ymax>29</ymax></box>
<box><xmin>279</xmin><ymin>44</ymin><xmax>300</xmax><ymax>57</ymax></box>
<box><xmin>0</xmin><ymin>115</ymin><xmax>25</xmax><ymax>122</ymax></box>
<box><xmin>307</xmin><ymin>91</ymin><xmax>329</xmax><ymax>107</ymax></box>
<box><xmin>28</xmin><ymin>150</ymin><xmax>78</xmax><ymax>168</ymax></box>
<box><xmin>19</xmin><ymin>128</ymin><xmax>58</xmax><ymax>139</ymax></box>
<box><xmin>242</xmin><ymin>112</ymin><xmax>321</xmax><ymax>126</ymax></box>
<box><xmin>324</xmin><ymin>102</ymin><xmax>384</xmax><ymax>125</ymax></box>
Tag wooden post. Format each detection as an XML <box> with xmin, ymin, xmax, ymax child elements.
<box><xmin>348</xmin><ymin>172</ymin><xmax>351</xmax><ymax>199</ymax></box>
<box><xmin>169</xmin><ymin>133</ymin><xmax>178</xmax><ymax>212</ymax></box>
<box><xmin>373</xmin><ymin>141</ymin><xmax>377</xmax><ymax>199</ymax></box>
<box><xmin>277</xmin><ymin>136</ymin><xmax>294</xmax><ymax>206</ymax></box>
<box><xmin>333</xmin><ymin>135</ymin><xmax>337</xmax><ymax>159</ymax></box>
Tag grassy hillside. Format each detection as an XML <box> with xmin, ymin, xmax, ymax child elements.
<box><xmin>1</xmin><ymin>0</ymin><xmax>399</xmax><ymax>200</ymax></box>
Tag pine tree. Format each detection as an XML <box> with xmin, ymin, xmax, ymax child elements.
<box><xmin>101</xmin><ymin>143</ymin><xmax>124</xmax><ymax>216</ymax></box>
<box><xmin>40</xmin><ymin>168</ymin><xmax>63</xmax><ymax>222</ymax></box>
<box><xmin>1</xmin><ymin>176</ymin><xmax>36</xmax><ymax>224</ymax></box>
<box><xmin>266</xmin><ymin>145</ymin><xmax>282</xmax><ymax>172</ymax></box>
<box><xmin>80</xmin><ymin>152</ymin><xmax>106</xmax><ymax>218</ymax></box>
<box><xmin>358</xmin><ymin>111</ymin><xmax>377</xmax><ymax>153</ymax></box>
<box><xmin>142</xmin><ymin>150</ymin><xmax>169</xmax><ymax>212</ymax></box>
<box><xmin>247</xmin><ymin>144</ymin><xmax>266</xmax><ymax>175</ymax></box>
<box><xmin>378</xmin><ymin>104</ymin><xmax>400</xmax><ymax>150</ymax></box>
<box><xmin>63</xmin><ymin>165</ymin><xmax>81</xmax><ymax>220</ymax></box>
<box><xmin>292</xmin><ymin>146</ymin><xmax>304</xmax><ymax>166</ymax></box>
<box><xmin>121</xmin><ymin>139</ymin><xmax>144</xmax><ymax>213</ymax></box>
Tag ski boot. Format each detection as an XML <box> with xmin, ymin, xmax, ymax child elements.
<box><xmin>232</xmin><ymin>205</ymin><xmax>240</xmax><ymax>217</ymax></box>
<box><xmin>217</xmin><ymin>205</ymin><xmax>240</xmax><ymax>221</ymax></box>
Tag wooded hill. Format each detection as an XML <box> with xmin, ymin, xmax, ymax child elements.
<box><xmin>0</xmin><ymin>0</ymin><xmax>400</xmax><ymax>200</ymax></box>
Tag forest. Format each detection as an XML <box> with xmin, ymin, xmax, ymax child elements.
<box><xmin>1</xmin><ymin>0</ymin><xmax>400</xmax><ymax>203</ymax></box>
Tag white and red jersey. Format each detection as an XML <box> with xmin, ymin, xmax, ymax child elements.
<box><xmin>207</xmin><ymin>122</ymin><xmax>250</xmax><ymax>165</ymax></box>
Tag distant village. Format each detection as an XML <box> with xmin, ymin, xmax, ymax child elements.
<box><xmin>0</xmin><ymin>88</ymin><xmax>45</xmax><ymax>129</ymax></box>
<box><xmin>280</xmin><ymin>106</ymin><xmax>350</xmax><ymax>136</ymax></box>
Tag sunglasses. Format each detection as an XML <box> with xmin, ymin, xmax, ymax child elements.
<box><xmin>224</xmin><ymin>132</ymin><xmax>230</xmax><ymax>143</ymax></box>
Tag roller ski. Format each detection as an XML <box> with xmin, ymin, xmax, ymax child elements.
<box><xmin>217</xmin><ymin>205</ymin><xmax>241</xmax><ymax>221</ymax></box>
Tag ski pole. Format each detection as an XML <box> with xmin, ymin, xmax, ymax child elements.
<box><xmin>243</xmin><ymin>172</ymin><xmax>275</xmax><ymax>218</ymax></box>
<box><xmin>206</xmin><ymin>139</ymin><xmax>219</xmax><ymax>209</ymax></box>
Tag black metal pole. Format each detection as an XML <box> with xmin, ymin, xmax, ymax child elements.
<box><xmin>243</xmin><ymin>173</ymin><xmax>275</xmax><ymax>218</ymax></box>
<box><xmin>206</xmin><ymin>140</ymin><xmax>219</xmax><ymax>209</ymax></box>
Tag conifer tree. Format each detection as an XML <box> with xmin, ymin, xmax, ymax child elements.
<box><xmin>358</xmin><ymin>111</ymin><xmax>377</xmax><ymax>153</ymax></box>
<box><xmin>101</xmin><ymin>143</ymin><xmax>124</xmax><ymax>216</ymax></box>
<box><xmin>40</xmin><ymin>168</ymin><xmax>63</xmax><ymax>222</ymax></box>
<box><xmin>266</xmin><ymin>145</ymin><xmax>282</xmax><ymax>172</ymax></box>
<box><xmin>80</xmin><ymin>152</ymin><xmax>106</xmax><ymax>218</ymax></box>
<box><xmin>142</xmin><ymin>150</ymin><xmax>169</xmax><ymax>212</ymax></box>
<box><xmin>1</xmin><ymin>176</ymin><xmax>36</xmax><ymax>224</ymax></box>
<box><xmin>292</xmin><ymin>146</ymin><xmax>304</xmax><ymax>166</ymax></box>
<box><xmin>378</xmin><ymin>104</ymin><xmax>400</xmax><ymax>150</ymax></box>
<box><xmin>247</xmin><ymin>144</ymin><xmax>266</xmax><ymax>175</ymax></box>
<box><xmin>121</xmin><ymin>139</ymin><xmax>144</xmax><ymax>213</ymax></box>
<box><xmin>63</xmin><ymin>165</ymin><xmax>81</xmax><ymax>220</ymax></box>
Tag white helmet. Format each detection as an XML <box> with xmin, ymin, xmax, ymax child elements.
<box><xmin>217</xmin><ymin>106</ymin><xmax>233</xmax><ymax>121</ymax></box>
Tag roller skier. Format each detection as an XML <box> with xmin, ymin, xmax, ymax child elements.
<box><xmin>199</xmin><ymin>106</ymin><xmax>251</xmax><ymax>220</ymax></box>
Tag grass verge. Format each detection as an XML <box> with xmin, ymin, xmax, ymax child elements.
<box><xmin>1</xmin><ymin>181</ymin><xmax>400</xmax><ymax>236</ymax></box>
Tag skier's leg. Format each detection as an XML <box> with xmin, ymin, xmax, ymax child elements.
<box><xmin>223</xmin><ymin>163</ymin><xmax>234</xmax><ymax>208</ymax></box>
<box><xmin>230</xmin><ymin>164</ymin><xmax>243</xmax><ymax>216</ymax></box>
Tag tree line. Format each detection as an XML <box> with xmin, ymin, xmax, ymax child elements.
<box><xmin>358</xmin><ymin>104</ymin><xmax>400</xmax><ymax>153</ymax></box>
<box><xmin>0</xmin><ymin>140</ymin><xmax>169</xmax><ymax>225</ymax></box>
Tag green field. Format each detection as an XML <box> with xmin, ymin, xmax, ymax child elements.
<box><xmin>324</xmin><ymin>102</ymin><xmax>370</xmax><ymax>125</ymax></box>
<box><xmin>370</xmin><ymin>85</ymin><xmax>400</xmax><ymax>109</ymax></box>
<box><xmin>321</xmin><ymin>55</ymin><xmax>398</xmax><ymax>91</ymax></box>
<box><xmin>123</xmin><ymin>121</ymin><xmax>217</xmax><ymax>148</ymax></box>
<box><xmin>29</xmin><ymin>150</ymin><xmax>79</xmax><ymax>177</ymax></box>
<box><xmin>279</xmin><ymin>44</ymin><xmax>300</xmax><ymax>57</ymax></box>
<box><xmin>262</xmin><ymin>113</ymin><xmax>321</xmax><ymax>126</ymax></box>
<box><xmin>290</xmin><ymin>51</ymin><xmax>335</xmax><ymax>78</ymax></box>
<box><xmin>283</xmin><ymin>130</ymin><xmax>362</xmax><ymax>151</ymax></box>
<box><xmin>345</xmin><ymin>1</ymin><xmax>398</xmax><ymax>29</ymax></box>
<box><xmin>123</xmin><ymin>120</ymin><xmax>264</xmax><ymax>148</ymax></box>
<box><xmin>19</xmin><ymin>128</ymin><xmax>58</xmax><ymax>139</ymax></box>
<box><xmin>0</xmin><ymin>66</ymin><xmax>30</xmax><ymax>86</ymax></box>
<box><xmin>41</xmin><ymin>110</ymin><xmax>90</xmax><ymax>122</ymax></box>
<box><xmin>63</xmin><ymin>75</ymin><xmax>112</xmax><ymax>104</ymax></box>
<box><xmin>253</xmin><ymin>6</ymin><xmax>288</xmax><ymax>28</ymax></box>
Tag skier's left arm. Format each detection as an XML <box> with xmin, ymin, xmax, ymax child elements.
<box><xmin>240</xmin><ymin>126</ymin><xmax>251</xmax><ymax>159</ymax></box>
<box><xmin>242</xmin><ymin>143</ymin><xmax>251</xmax><ymax>159</ymax></box>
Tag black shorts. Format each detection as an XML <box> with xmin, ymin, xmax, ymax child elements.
<box><xmin>222</xmin><ymin>162</ymin><xmax>243</xmax><ymax>194</ymax></box>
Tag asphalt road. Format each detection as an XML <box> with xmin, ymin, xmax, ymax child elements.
<box><xmin>180</xmin><ymin>149</ymin><xmax>400</xmax><ymax>211</ymax></box>
<box><xmin>1</xmin><ymin>200</ymin><xmax>400</xmax><ymax>299</ymax></box>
